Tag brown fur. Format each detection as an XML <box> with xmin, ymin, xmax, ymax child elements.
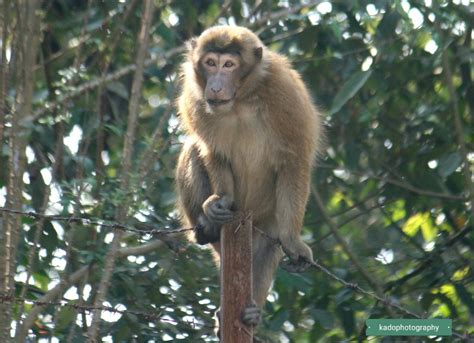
<box><xmin>176</xmin><ymin>26</ymin><xmax>323</xmax><ymax>308</ymax></box>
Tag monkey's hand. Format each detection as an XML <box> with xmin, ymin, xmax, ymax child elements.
<box><xmin>241</xmin><ymin>301</ymin><xmax>261</xmax><ymax>326</ymax></box>
<box><xmin>280</xmin><ymin>237</ymin><xmax>314</xmax><ymax>273</ymax></box>
<box><xmin>202</xmin><ymin>194</ymin><xmax>233</xmax><ymax>225</ymax></box>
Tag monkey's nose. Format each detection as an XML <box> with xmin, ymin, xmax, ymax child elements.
<box><xmin>211</xmin><ymin>87</ymin><xmax>222</xmax><ymax>94</ymax></box>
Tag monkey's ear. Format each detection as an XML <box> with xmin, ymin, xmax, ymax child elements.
<box><xmin>254</xmin><ymin>47</ymin><xmax>263</xmax><ymax>61</ymax></box>
<box><xmin>186</xmin><ymin>38</ymin><xmax>198</xmax><ymax>51</ymax></box>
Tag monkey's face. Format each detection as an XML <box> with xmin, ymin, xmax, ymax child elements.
<box><xmin>200</xmin><ymin>52</ymin><xmax>241</xmax><ymax>113</ymax></box>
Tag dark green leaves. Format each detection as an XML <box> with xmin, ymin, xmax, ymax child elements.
<box><xmin>329</xmin><ymin>70</ymin><xmax>372</xmax><ymax>115</ymax></box>
<box><xmin>438</xmin><ymin>152</ymin><xmax>462</xmax><ymax>177</ymax></box>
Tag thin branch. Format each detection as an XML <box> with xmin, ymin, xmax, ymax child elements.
<box><xmin>311</xmin><ymin>184</ymin><xmax>395</xmax><ymax>316</ymax></box>
<box><xmin>16</xmin><ymin>197</ymin><xmax>51</xmax><ymax>330</ymax></box>
<box><xmin>307</xmin><ymin>258</ymin><xmax>419</xmax><ymax>318</ymax></box>
<box><xmin>254</xmin><ymin>227</ymin><xmax>420</xmax><ymax>319</ymax></box>
<box><xmin>87</xmin><ymin>1</ymin><xmax>156</xmax><ymax>340</ymax></box>
<box><xmin>247</xmin><ymin>0</ymin><xmax>263</xmax><ymax>22</ymax></box>
<box><xmin>441</xmin><ymin>47</ymin><xmax>474</xmax><ymax>219</ymax></box>
<box><xmin>25</xmin><ymin>45</ymin><xmax>185</xmax><ymax>124</ymax></box>
<box><xmin>15</xmin><ymin>82</ymin><xmax>68</xmax><ymax>333</ymax></box>
<box><xmin>429</xmin><ymin>2</ymin><xmax>474</xmax><ymax>221</ymax></box>
<box><xmin>24</xmin><ymin>0</ymin><xmax>319</xmax><ymax>126</ymax></box>
<box><xmin>309</xmin><ymin>190</ymin><xmax>381</xmax><ymax>225</ymax></box>
<box><xmin>66</xmin><ymin>277</ymin><xmax>88</xmax><ymax>343</ymax></box>
<box><xmin>3</xmin><ymin>206</ymin><xmax>468</xmax><ymax>339</ymax></box>
<box><xmin>458</xmin><ymin>24</ymin><xmax>473</xmax><ymax>118</ymax></box>
<box><xmin>15</xmin><ymin>226</ymin><xmax>182</xmax><ymax>340</ymax></box>
<box><xmin>33</xmin><ymin>5</ymin><xmax>126</xmax><ymax>71</ymax></box>
<box><xmin>18</xmin><ymin>265</ymin><xmax>90</xmax><ymax>341</ymax></box>
<box><xmin>311</xmin><ymin>200</ymin><xmax>390</xmax><ymax>245</ymax></box>
<box><xmin>0</xmin><ymin>3</ymin><xmax>40</xmax><ymax>341</ymax></box>
<box><xmin>117</xmin><ymin>240</ymin><xmax>165</xmax><ymax>258</ymax></box>
<box><xmin>384</xmin><ymin>224</ymin><xmax>472</xmax><ymax>293</ymax></box>
<box><xmin>210</xmin><ymin>0</ymin><xmax>232</xmax><ymax>26</ymax></box>
<box><xmin>137</xmin><ymin>101</ymin><xmax>175</xmax><ymax>180</ymax></box>
<box><xmin>72</xmin><ymin>0</ymin><xmax>92</xmax><ymax>73</ymax></box>
<box><xmin>318</xmin><ymin>164</ymin><xmax>466</xmax><ymax>201</ymax></box>
<box><xmin>1</xmin><ymin>293</ymin><xmax>215</xmax><ymax>330</ymax></box>
<box><xmin>0</xmin><ymin>207</ymin><xmax>192</xmax><ymax>237</ymax></box>
<box><xmin>94</xmin><ymin>0</ymin><xmax>139</xmax><ymax>191</ymax></box>
<box><xmin>250</xmin><ymin>0</ymin><xmax>322</xmax><ymax>32</ymax></box>
<box><xmin>0</xmin><ymin>0</ymin><xmax>8</xmax><ymax>145</ymax></box>
<box><xmin>263</xmin><ymin>27</ymin><xmax>305</xmax><ymax>45</ymax></box>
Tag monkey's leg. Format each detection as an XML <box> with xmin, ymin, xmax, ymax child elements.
<box><xmin>241</xmin><ymin>235</ymin><xmax>283</xmax><ymax>326</ymax></box>
<box><xmin>275</xmin><ymin>159</ymin><xmax>314</xmax><ymax>270</ymax></box>
<box><xmin>176</xmin><ymin>141</ymin><xmax>220</xmax><ymax>244</ymax></box>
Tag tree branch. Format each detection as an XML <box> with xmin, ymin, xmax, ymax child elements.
<box><xmin>16</xmin><ymin>236</ymin><xmax>169</xmax><ymax>339</ymax></box>
<box><xmin>432</xmin><ymin>2</ymin><xmax>474</xmax><ymax>221</ymax></box>
<box><xmin>0</xmin><ymin>0</ymin><xmax>8</xmax><ymax>145</ymax></box>
<box><xmin>118</xmin><ymin>240</ymin><xmax>165</xmax><ymax>257</ymax></box>
<box><xmin>318</xmin><ymin>164</ymin><xmax>466</xmax><ymax>201</ymax></box>
<box><xmin>250</xmin><ymin>0</ymin><xmax>322</xmax><ymax>32</ymax></box>
<box><xmin>86</xmin><ymin>1</ymin><xmax>155</xmax><ymax>340</ymax></box>
<box><xmin>18</xmin><ymin>265</ymin><xmax>90</xmax><ymax>340</ymax></box>
<box><xmin>0</xmin><ymin>2</ymin><xmax>40</xmax><ymax>341</ymax></box>
<box><xmin>25</xmin><ymin>45</ymin><xmax>185</xmax><ymax>124</ymax></box>
<box><xmin>441</xmin><ymin>49</ymin><xmax>474</xmax><ymax>219</ymax></box>
<box><xmin>311</xmin><ymin>184</ymin><xmax>395</xmax><ymax>316</ymax></box>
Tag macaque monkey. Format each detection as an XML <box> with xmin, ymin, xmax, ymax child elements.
<box><xmin>176</xmin><ymin>26</ymin><xmax>323</xmax><ymax>327</ymax></box>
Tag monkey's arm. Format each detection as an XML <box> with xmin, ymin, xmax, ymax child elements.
<box><xmin>176</xmin><ymin>141</ymin><xmax>227</xmax><ymax>244</ymax></box>
<box><xmin>274</xmin><ymin>157</ymin><xmax>314</xmax><ymax>264</ymax></box>
<box><xmin>202</xmin><ymin>153</ymin><xmax>235</xmax><ymax>225</ymax></box>
<box><xmin>177</xmin><ymin>147</ymin><xmax>235</xmax><ymax>244</ymax></box>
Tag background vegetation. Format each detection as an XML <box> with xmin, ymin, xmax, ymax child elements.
<box><xmin>0</xmin><ymin>0</ymin><xmax>472</xmax><ymax>341</ymax></box>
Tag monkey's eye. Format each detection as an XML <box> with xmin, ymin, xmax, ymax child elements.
<box><xmin>223</xmin><ymin>61</ymin><xmax>234</xmax><ymax>68</ymax></box>
<box><xmin>205</xmin><ymin>59</ymin><xmax>216</xmax><ymax>67</ymax></box>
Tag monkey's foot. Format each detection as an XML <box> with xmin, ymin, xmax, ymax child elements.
<box><xmin>241</xmin><ymin>303</ymin><xmax>261</xmax><ymax>326</ymax></box>
<box><xmin>281</xmin><ymin>256</ymin><xmax>313</xmax><ymax>273</ymax></box>
<box><xmin>194</xmin><ymin>214</ymin><xmax>221</xmax><ymax>244</ymax></box>
<box><xmin>280</xmin><ymin>238</ymin><xmax>314</xmax><ymax>272</ymax></box>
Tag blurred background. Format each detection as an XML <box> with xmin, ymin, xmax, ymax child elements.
<box><xmin>0</xmin><ymin>0</ymin><xmax>472</xmax><ymax>341</ymax></box>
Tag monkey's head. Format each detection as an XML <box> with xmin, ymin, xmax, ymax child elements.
<box><xmin>187</xmin><ymin>26</ymin><xmax>265</xmax><ymax>113</ymax></box>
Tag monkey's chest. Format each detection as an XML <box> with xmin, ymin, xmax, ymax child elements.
<box><xmin>226</xmin><ymin>134</ymin><xmax>277</xmax><ymax>217</ymax></box>
<box><xmin>210</xmin><ymin>108</ymin><xmax>279</xmax><ymax>216</ymax></box>
<box><xmin>232</xmin><ymin>161</ymin><xmax>276</xmax><ymax>216</ymax></box>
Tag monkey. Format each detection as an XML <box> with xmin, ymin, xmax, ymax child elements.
<box><xmin>175</xmin><ymin>26</ymin><xmax>323</xmax><ymax>329</ymax></box>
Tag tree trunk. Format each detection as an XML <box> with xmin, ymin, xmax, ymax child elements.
<box><xmin>0</xmin><ymin>1</ymin><xmax>40</xmax><ymax>341</ymax></box>
<box><xmin>220</xmin><ymin>215</ymin><xmax>253</xmax><ymax>343</ymax></box>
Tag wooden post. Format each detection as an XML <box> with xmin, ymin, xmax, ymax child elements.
<box><xmin>220</xmin><ymin>214</ymin><xmax>253</xmax><ymax>342</ymax></box>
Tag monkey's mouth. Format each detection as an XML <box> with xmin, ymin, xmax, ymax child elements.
<box><xmin>207</xmin><ymin>98</ymin><xmax>233</xmax><ymax>106</ymax></box>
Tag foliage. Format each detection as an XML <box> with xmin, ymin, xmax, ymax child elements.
<box><xmin>0</xmin><ymin>0</ymin><xmax>472</xmax><ymax>341</ymax></box>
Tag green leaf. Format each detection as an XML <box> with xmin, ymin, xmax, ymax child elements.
<box><xmin>107</xmin><ymin>82</ymin><xmax>129</xmax><ymax>100</ymax></box>
<box><xmin>311</xmin><ymin>308</ymin><xmax>334</xmax><ymax>329</ymax></box>
<box><xmin>276</xmin><ymin>269</ymin><xmax>312</xmax><ymax>291</ymax></box>
<box><xmin>335</xmin><ymin>288</ymin><xmax>353</xmax><ymax>305</ymax></box>
<box><xmin>377</xmin><ymin>10</ymin><xmax>401</xmax><ymax>38</ymax></box>
<box><xmin>55</xmin><ymin>305</ymin><xmax>76</xmax><ymax>332</ymax></box>
<box><xmin>438</xmin><ymin>152</ymin><xmax>462</xmax><ymax>177</ymax></box>
<box><xmin>329</xmin><ymin>70</ymin><xmax>372</xmax><ymax>115</ymax></box>
<box><xmin>32</xmin><ymin>272</ymin><xmax>50</xmax><ymax>291</ymax></box>
<box><xmin>269</xmin><ymin>307</ymin><xmax>289</xmax><ymax>331</ymax></box>
<box><xmin>156</xmin><ymin>22</ymin><xmax>175</xmax><ymax>45</ymax></box>
<box><xmin>402</xmin><ymin>218</ymin><xmax>420</xmax><ymax>237</ymax></box>
<box><xmin>336</xmin><ymin>304</ymin><xmax>355</xmax><ymax>336</ymax></box>
<box><xmin>402</xmin><ymin>212</ymin><xmax>434</xmax><ymax>240</ymax></box>
<box><xmin>454</xmin><ymin>284</ymin><xmax>474</xmax><ymax>316</ymax></box>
